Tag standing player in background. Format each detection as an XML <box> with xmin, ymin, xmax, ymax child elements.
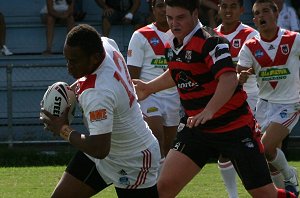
<box><xmin>238</xmin><ymin>0</ymin><xmax>300</xmax><ymax>196</ymax></box>
<box><xmin>127</xmin><ymin>0</ymin><xmax>180</xmax><ymax>158</ymax></box>
<box><xmin>41</xmin><ymin>24</ymin><xmax>160</xmax><ymax>198</ymax></box>
<box><xmin>214</xmin><ymin>0</ymin><xmax>258</xmax><ymax>197</ymax></box>
<box><xmin>134</xmin><ymin>0</ymin><xmax>296</xmax><ymax>197</ymax></box>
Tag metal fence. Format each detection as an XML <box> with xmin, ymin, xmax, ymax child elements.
<box><xmin>0</xmin><ymin>62</ymin><xmax>85</xmax><ymax>146</ymax></box>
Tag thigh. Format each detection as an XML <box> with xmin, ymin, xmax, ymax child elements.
<box><xmin>158</xmin><ymin>149</ymin><xmax>201</xmax><ymax>198</ymax></box>
<box><xmin>64</xmin><ymin>151</ymin><xmax>111</xmax><ymax>192</ymax></box>
<box><xmin>221</xmin><ymin>127</ymin><xmax>272</xmax><ymax>190</ymax></box>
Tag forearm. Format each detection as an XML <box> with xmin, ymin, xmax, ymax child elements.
<box><xmin>147</xmin><ymin>69</ymin><xmax>176</xmax><ymax>93</ymax></box>
<box><xmin>95</xmin><ymin>0</ymin><xmax>109</xmax><ymax>9</ymax></box>
<box><xmin>60</xmin><ymin>125</ymin><xmax>110</xmax><ymax>159</ymax></box>
<box><xmin>130</xmin><ymin>0</ymin><xmax>141</xmax><ymax>14</ymax></box>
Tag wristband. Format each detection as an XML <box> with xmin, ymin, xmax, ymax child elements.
<box><xmin>124</xmin><ymin>12</ymin><xmax>133</xmax><ymax>20</ymax></box>
<box><xmin>60</xmin><ymin>125</ymin><xmax>74</xmax><ymax>141</ymax></box>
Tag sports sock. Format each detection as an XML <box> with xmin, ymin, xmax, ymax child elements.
<box><xmin>218</xmin><ymin>160</ymin><xmax>238</xmax><ymax>198</ymax></box>
<box><xmin>269</xmin><ymin>148</ymin><xmax>293</xmax><ymax>180</ymax></box>
<box><xmin>277</xmin><ymin>188</ymin><xmax>296</xmax><ymax>198</ymax></box>
<box><xmin>271</xmin><ymin>170</ymin><xmax>285</xmax><ymax>188</ymax></box>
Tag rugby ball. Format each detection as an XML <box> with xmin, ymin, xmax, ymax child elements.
<box><xmin>41</xmin><ymin>82</ymin><xmax>76</xmax><ymax>123</ymax></box>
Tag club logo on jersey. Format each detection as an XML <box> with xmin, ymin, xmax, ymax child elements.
<box><xmin>280</xmin><ymin>44</ymin><xmax>289</xmax><ymax>55</ymax></box>
<box><xmin>232</xmin><ymin>39</ymin><xmax>241</xmax><ymax>49</ymax></box>
<box><xmin>185</xmin><ymin>50</ymin><xmax>192</xmax><ymax>63</ymax></box>
<box><xmin>150</xmin><ymin>37</ymin><xmax>160</xmax><ymax>46</ymax></box>
<box><xmin>167</xmin><ymin>48</ymin><xmax>174</xmax><ymax>60</ymax></box>
<box><xmin>89</xmin><ymin>109</ymin><xmax>107</xmax><ymax>122</ymax></box>
<box><xmin>254</xmin><ymin>49</ymin><xmax>264</xmax><ymax>58</ymax></box>
<box><xmin>176</xmin><ymin>71</ymin><xmax>199</xmax><ymax>90</ymax></box>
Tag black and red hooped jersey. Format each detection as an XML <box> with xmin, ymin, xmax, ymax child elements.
<box><xmin>165</xmin><ymin>28</ymin><xmax>254</xmax><ymax>133</ymax></box>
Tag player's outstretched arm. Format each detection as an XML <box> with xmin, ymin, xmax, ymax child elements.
<box><xmin>133</xmin><ymin>69</ymin><xmax>176</xmax><ymax>101</ymax></box>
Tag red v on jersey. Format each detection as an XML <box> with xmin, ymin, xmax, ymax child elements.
<box><xmin>247</xmin><ymin>30</ymin><xmax>297</xmax><ymax>68</ymax></box>
<box><xmin>139</xmin><ymin>26</ymin><xmax>165</xmax><ymax>55</ymax></box>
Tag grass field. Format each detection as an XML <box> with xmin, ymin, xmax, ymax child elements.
<box><xmin>0</xmin><ymin>145</ymin><xmax>299</xmax><ymax>198</ymax></box>
<box><xmin>1</xmin><ymin>162</ymin><xmax>300</xmax><ymax>197</ymax></box>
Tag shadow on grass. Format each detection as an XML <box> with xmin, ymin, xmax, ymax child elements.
<box><xmin>0</xmin><ymin>143</ymin><xmax>76</xmax><ymax>167</ymax></box>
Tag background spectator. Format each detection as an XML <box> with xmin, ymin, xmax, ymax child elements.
<box><xmin>273</xmin><ymin>0</ymin><xmax>300</xmax><ymax>32</ymax></box>
<box><xmin>199</xmin><ymin>0</ymin><xmax>220</xmax><ymax>28</ymax></box>
<box><xmin>73</xmin><ymin>0</ymin><xmax>86</xmax><ymax>21</ymax></box>
<box><xmin>0</xmin><ymin>12</ymin><xmax>13</xmax><ymax>56</ymax></box>
<box><xmin>40</xmin><ymin>0</ymin><xmax>75</xmax><ymax>55</ymax></box>
<box><xmin>291</xmin><ymin>0</ymin><xmax>300</xmax><ymax>19</ymax></box>
<box><xmin>95</xmin><ymin>0</ymin><xmax>142</xmax><ymax>37</ymax></box>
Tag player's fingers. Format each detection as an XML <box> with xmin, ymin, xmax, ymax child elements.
<box><xmin>41</xmin><ymin>108</ymin><xmax>53</xmax><ymax>118</ymax></box>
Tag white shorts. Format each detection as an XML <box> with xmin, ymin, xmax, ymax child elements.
<box><xmin>139</xmin><ymin>92</ymin><xmax>181</xmax><ymax>127</ymax></box>
<box><xmin>91</xmin><ymin>141</ymin><xmax>161</xmax><ymax>189</ymax></box>
<box><xmin>247</xmin><ymin>92</ymin><xmax>258</xmax><ymax>113</ymax></box>
<box><xmin>255</xmin><ymin>98</ymin><xmax>300</xmax><ymax>133</ymax></box>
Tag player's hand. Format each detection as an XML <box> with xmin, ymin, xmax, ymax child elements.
<box><xmin>40</xmin><ymin>107</ymin><xmax>70</xmax><ymax>135</ymax></box>
<box><xmin>132</xmin><ymin>79</ymin><xmax>151</xmax><ymax>101</ymax></box>
<box><xmin>186</xmin><ymin>109</ymin><xmax>214</xmax><ymax>128</ymax></box>
<box><xmin>238</xmin><ymin>68</ymin><xmax>253</xmax><ymax>84</ymax></box>
<box><xmin>103</xmin><ymin>8</ymin><xmax>114</xmax><ymax>17</ymax></box>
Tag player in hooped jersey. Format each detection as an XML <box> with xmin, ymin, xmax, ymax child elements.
<box><xmin>41</xmin><ymin>24</ymin><xmax>160</xmax><ymax>197</ymax></box>
<box><xmin>127</xmin><ymin>0</ymin><xmax>180</xmax><ymax>158</ymax></box>
<box><xmin>238</xmin><ymin>0</ymin><xmax>300</xmax><ymax>197</ymax></box>
<box><xmin>214</xmin><ymin>0</ymin><xmax>258</xmax><ymax>197</ymax></box>
<box><xmin>133</xmin><ymin>0</ymin><xmax>295</xmax><ymax>197</ymax></box>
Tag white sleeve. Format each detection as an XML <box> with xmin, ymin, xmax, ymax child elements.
<box><xmin>126</xmin><ymin>31</ymin><xmax>146</xmax><ymax>68</ymax></box>
<box><xmin>237</xmin><ymin>43</ymin><xmax>253</xmax><ymax>68</ymax></box>
<box><xmin>79</xmin><ymin>88</ymin><xmax>115</xmax><ymax>136</ymax></box>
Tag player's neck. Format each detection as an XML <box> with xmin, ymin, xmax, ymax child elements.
<box><xmin>260</xmin><ymin>27</ymin><xmax>279</xmax><ymax>42</ymax></box>
<box><xmin>154</xmin><ymin>22</ymin><xmax>169</xmax><ymax>32</ymax></box>
<box><xmin>221</xmin><ymin>21</ymin><xmax>240</xmax><ymax>34</ymax></box>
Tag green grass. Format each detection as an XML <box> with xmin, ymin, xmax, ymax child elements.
<box><xmin>0</xmin><ymin>162</ymin><xmax>300</xmax><ymax>198</ymax></box>
<box><xmin>0</xmin><ymin>145</ymin><xmax>299</xmax><ymax>197</ymax></box>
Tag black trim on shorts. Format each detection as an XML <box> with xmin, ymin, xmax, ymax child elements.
<box><xmin>115</xmin><ymin>184</ymin><xmax>159</xmax><ymax>198</ymax></box>
<box><xmin>66</xmin><ymin>151</ymin><xmax>111</xmax><ymax>192</ymax></box>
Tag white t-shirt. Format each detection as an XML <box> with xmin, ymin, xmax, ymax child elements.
<box><xmin>40</xmin><ymin>0</ymin><xmax>69</xmax><ymax>14</ymax></box>
<box><xmin>76</xmin><ymin>37</ymin><xmax>156</xmax><ymax>156</ymax></box>
<box><xmin>238</xmin><ymin>28</ymin><xmax>300</xmax><ymax>104</ymax></box>
<box><xmin>215</xmin><ymin>22</ymin><xmax>259</xmax><ymax>94</ymax></box>
<box><xmin>277</xmin><ymin>3</ymin><xmax>300</xmax><ymax>31</ymax></box>
<box><xmin>127</xmin><ymin>23</ymin><xmax>177</xmax><ymax>95</ymax></box>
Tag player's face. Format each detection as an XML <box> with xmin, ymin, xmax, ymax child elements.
<box><xmin>252</xmin><ymin>3</ymin><xmax>278</xmax><ymax>32</ymax></box>
<box><xmin>64</xmin><ymin>45</ymin><xmax>94</xmax><ymax>79</ymax></box>
<box><xmin>218</xmin><ymin>0</ymin><xmax>244</xmax><ymax>24</ymax></box>
<box><xmin>153</xmin><ymin>0</ymin><xmax>167</xmax><ymax>24</ymax></box>
<box><xmin>166</xmin><ymin>6</ymin><xmax>198</xmax><ymax>44</ymax></box>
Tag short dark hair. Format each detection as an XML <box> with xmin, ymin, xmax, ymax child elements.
<box><xmin>219</xmin><ymin>0</ymin><xmax>244</xmax><ymax>6</ymax></box>
<box><xmin>65</xmin><ymin>24</ymin><xmax>104</xmax><ymax>56</ymax></box>
<box><xmin>165</xmin><ymin>0</ymin><xmax>199</xmax><ymax>14</ymax></box>
<box><xmin>253</xmin><ymin>0</ymin><xmax>278</xmax><ymax>13</ymax></box>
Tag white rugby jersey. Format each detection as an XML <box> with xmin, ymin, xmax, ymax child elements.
<box><xmin>75</xmin><ymin>37</ymin><xmax>156</xmax><ymax>156</ymax></box>
<box><xmin>215</xmin><ymin>22</ymin><xmax>259</xmax><ymax>94</ymax></box>
<box><xmin>238</xmin><ymin>28</ymin><xmax>300</xmax><ymax>104</ymax></box>
<box><xmin>127</xmin><ymin>23</ymin><xmax>177</xmax><ymax>95</ymax></box>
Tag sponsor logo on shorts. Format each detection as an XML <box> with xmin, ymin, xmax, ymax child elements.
<box><xmin>119</xmin><ymin>176</ymin><xmax>130</xmax><ymax>185</ymax></box>
<box><xmin>147</xmin><ymin>107</ymin><xmax>158</xmax><ymax>113</ymax></box>
<box><xmin>280</xmin><ymin>109</ymin><xmax>288</xmax><ymax>118</ymax></box>
<box><xmin>241</xmin><ymin>138</ymin><xmax>254</xmax><ymax>148</ymax></box>
<box><xmin>118</xmin><ymin>169</ymin><xmax>128</xmax><ymax>175</ymax></box>
<box><xmin>89</xmin><ymin>109</ymin><xmax>107</xmax><ymax>122</ymax></box>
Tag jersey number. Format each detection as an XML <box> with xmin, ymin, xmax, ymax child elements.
<box><xmin>113</xmin><ymin>51</ymin><xmax>135</xmax><ymax>107</ymax></box>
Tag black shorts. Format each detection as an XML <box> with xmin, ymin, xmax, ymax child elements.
<box><xmin>173</xmin><ymin>120</ymin><xmax>272</xmax><ymax>190</ymax></box>
<box><xmin>66</xmin><ymin>151</ymin><xmax>110</xmax><ymax>192</ymax></box>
